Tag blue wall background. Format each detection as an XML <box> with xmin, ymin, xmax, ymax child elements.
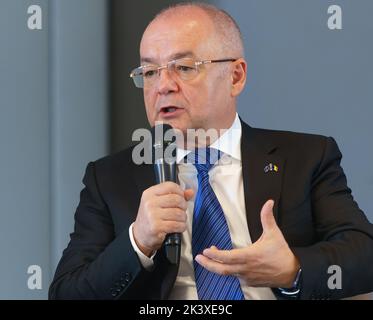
<box><xmin>217</xmin><ymin>0</ymin><xmax>373</xmax><ymax>228</ymax></box>
<box><xmin>0</xmin><ymin>0</ymin><xmax>371</xmax><ymax>299</ymax></box>
<box><xmin>0</xmin><ymin>0</ymin><xmax>108</xmax><ymax>299</ymax></box>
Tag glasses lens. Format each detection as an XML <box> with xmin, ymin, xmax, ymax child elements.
<box><xmin>130</xmin><ymin>68</ymin><xmax>144</xmax><ymax>88</ymax></box>
<box><xmin>130</xmin><ymin>59</ymin><xmax>200</xmax><ymax>88</ymax></box>
<box><xmin>142</xmin><ymin>66</ymin><xmax>159</xmax><ymax>88</ymax></box>
<box><xmin>173</xmin><ymin>59</ymin><xmax>198</xmax><ymax>80</ymax></box>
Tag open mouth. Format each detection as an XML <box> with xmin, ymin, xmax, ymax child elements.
<box><xmin>161</xmin><ymin>106</ymin><xmax>178</xmax><ymax>113</ymax></box>
<box><xmin>159</xmin><ymin>106</ymin><xmax>183</xmax><ymax>116</ymax></box>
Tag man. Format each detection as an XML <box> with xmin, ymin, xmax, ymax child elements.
<box><xmin>49</xmin><ymin>3</ymin><xmax>373</xmax><ymax>300</ymax></box>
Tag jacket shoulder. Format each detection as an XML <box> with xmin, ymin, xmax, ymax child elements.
<box><xmin>82</xmin><ymin>145</ymin><xmax>137</xmax><ymax>182</ymax></box>
<box><xmin>245</xmin><ymin>125</ymin><xmax>339</xmax><ymax>163</ymax></box>
<box><xmin>252</xmin><ymin>127</ymin><xmax>330</xmax><ymax>148</ymax></box>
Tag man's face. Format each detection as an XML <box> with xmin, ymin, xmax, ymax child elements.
<box><xmin>140</xmin><ymin>10</ymin><xmax>237</xmax><ymax>135</ymax></box>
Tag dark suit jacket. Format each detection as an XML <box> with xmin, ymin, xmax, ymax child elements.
<box><xmin>49</xmin><ymin>121</ymin><xmax>373</xmax><ymax>300</ymax></box>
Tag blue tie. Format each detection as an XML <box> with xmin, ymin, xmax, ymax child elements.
<box><xmin>190</xmin><ymin>148</ymin><xmax>245</xmax><ymax>300</ymax></box>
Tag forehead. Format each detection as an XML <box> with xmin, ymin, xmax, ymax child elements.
<box><xmin>140</xmin><ymin>9</ymin><xmax>217</xmax><ymax>64</ymax></box>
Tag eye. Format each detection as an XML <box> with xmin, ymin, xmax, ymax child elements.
<box><xmin>176</xmin><ymin>64</ymin><xmax>195</xmax><ymax>73</ymax></box>
<box><xmin>144</xmin><ymin>69</ymin><xmax>157</xmax><ymax>78</ymax></box>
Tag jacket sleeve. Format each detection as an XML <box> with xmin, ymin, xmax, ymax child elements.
<box><xmin>48</xmin><ymin>162</ymin><xmax>153</xmax><ymax>299</ymax></box>
<box><xmin>292</xmin><ymin>137</ymin><xmax>373</xmax><ymax>300</ymax></box>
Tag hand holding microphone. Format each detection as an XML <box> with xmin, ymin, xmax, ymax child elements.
<box><xmin>132</xmin><ymin>124</ymin><xmax>193</xmax><ymax>263</ymax></box>
<box><xmin>132</xmin><ymin>182</ymin><xmax>193</xmax><ymax>257</ymax></box>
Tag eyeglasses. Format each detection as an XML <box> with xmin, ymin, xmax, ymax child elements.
<box><xmin>129</xmin><ymin>58</ymin><xmax>237</xmax><ymax>88</ymax></box>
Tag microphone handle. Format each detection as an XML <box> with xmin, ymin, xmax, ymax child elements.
<box><xmin>154</xmin><ymin>159</ymin><xmax>180</xmax><ymax>265</ymax></box>
<box><xmin>164</xmin><ymin>233</ymin><xmax>181</xmax><ymax>265</ymax></box>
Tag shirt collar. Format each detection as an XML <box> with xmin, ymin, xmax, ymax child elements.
<box><xmin>176</xmin><ymin>113</ymin><xmax>242</xmax><ymax>164</ymax></box>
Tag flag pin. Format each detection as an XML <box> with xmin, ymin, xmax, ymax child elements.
<box><xmin>264</xmin><ymin>163</ymin><xmax>279</xmax><ymax>173</ymax></box>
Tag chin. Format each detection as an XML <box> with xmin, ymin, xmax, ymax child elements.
<box><xmin>153</xmin><ymin>118</ymin><xmax>184</xmax><ymax>131</ymax></box>
<box><xmin>168</xmin><ymin>120</ymin><xmax>190</xmax><ymax>132</ymax></box>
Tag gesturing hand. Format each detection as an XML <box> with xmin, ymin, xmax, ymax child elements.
<box><xmin>195</xmin><ymin>200</ymin><xmax>300</xmax><ymax>288</ymax></box>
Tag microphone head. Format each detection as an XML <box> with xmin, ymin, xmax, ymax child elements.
<box><xmin>150</xmin><ymin>123</ymin><xmax>177</xmax><ymax>163</ymax></box>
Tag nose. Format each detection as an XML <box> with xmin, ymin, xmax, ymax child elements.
<box><xmin>156</xmin><ymin>67</ymin><xmax>179</xmax><ymax>95</ymax></box>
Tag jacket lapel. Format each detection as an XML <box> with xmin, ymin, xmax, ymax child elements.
<box><xmin>132</xmin><ymin>162</ymin><xmax>156</xmax><ymax>195</ymax></box>
<box><xmin>240</xmin><ymin>120</ymin><xmax>285</xmax><ymax>243</ymax></box>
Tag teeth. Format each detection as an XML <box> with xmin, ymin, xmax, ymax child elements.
<box><xmin>164</xmin><ymin>107</ymin><xmax>177</xmax><ymax>113</ymax></box>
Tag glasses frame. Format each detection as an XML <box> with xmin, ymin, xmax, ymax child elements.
<box><xmin>129</xmin><ymin>58</ymin><xmax>237</xmax><ymax>88</ymax></box>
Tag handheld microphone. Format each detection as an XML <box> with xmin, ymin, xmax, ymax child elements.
<box><xmin>151</xmin><ymin>123</ymin><xmax>180</xmax><ymax>265</ymax></box>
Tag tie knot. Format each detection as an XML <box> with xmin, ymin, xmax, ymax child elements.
<box><xmin>187</xmin><ymin>148</ymin><xmax>221</xmax><ymax>173</ymax></box>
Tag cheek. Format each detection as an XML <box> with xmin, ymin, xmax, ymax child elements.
<box><xmin>208</xmin><ymin>76</ymin><xmax>230</xmax><ymax>103</ymax></box>
<box><xmin>198</xmin><ymin>82</ymin><xmax>225</xmax><ymax>111</ymax></box>
<box><xmin>184</xmin><ymin>83</ymin><xmax>212</xmax><ymax>113</ymax></box>
<box><xmin>144</xmin><ymin>90</ymin><xmax>156</xmax><ymax>115</ymax></box>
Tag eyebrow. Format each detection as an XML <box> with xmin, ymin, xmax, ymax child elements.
<box><xmin>140</xmin><ymin>51</ymin><xmax>196</xmax><ymax>65</ymax></box>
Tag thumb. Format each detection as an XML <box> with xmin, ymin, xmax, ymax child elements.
<box><xmin>184</xmin><ymin>188</ymin><xmax>194</xmax><ymax>201</ymax></box>
<box><xmin>260</xmin><ymin>199</ymin><xmax>276</xmax><ymax>233</ymax></box>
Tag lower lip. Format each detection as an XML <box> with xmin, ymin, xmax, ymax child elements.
<box><xmin>159</xmin><ymin>108</ymin><xmax>184</xmax><ymax>119</ymax></box>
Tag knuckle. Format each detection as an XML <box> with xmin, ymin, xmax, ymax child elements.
<box><xmin>165</xmin><ymin>181</ymin><xmax>178</xmax><ymax>190</ymax></box>
<box><xmin>172</xmin><ymin>209</ymin><xmax>180</xmax><ymax>221</ymax></box>
<box><xmin>180</xmin><ymin>222</ymin><xmax>187</xmax><ymax>232</ymax></box>
<box><xmin>141</xmin><ymin>191</ymin><xmax>148</xmax><ymax>202</ymax></box>
<box><xmin>175</xmin><ymin>222</ymin><xmax>186</xmax><ymax>232</ymax></box>
<box><xmin>143</xmin><ymin>201</ymin><xmax>153</xmax><ymax>214</ymax></box>
<box><xmin>143</xmin><ymin>187</ymin><xmax>153</xmax><ymax>197</ymax></box>
<box><xmin>173</xmin><ymin>195</ymin><xmax>184</xmax><ymax>208</ymax></box>
<box><xmin>179</xmin><ymin>210</ymin><xmax>187</xmax><ymax>222</ymax></box>
<box><xmin>179</xmin><ymin>198</ymin><xmax>186</xmax><ymax>209</ymax></box>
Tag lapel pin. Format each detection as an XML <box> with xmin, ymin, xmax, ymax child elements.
<box><xmin>264</xmin><ymin>163</ymin><xmax>279</xmax><ymax>173</ymax></box>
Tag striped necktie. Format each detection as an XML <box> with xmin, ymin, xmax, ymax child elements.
<box><xmin>190</xmin><ymin>148</ymin><xmax>245</xmax><ymax>300</ymax></box>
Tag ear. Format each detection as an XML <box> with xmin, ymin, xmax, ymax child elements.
<box><xmin>231</xmin><ymin>58</ymin><xmax>247</xmax><ymax>97</ymax></box>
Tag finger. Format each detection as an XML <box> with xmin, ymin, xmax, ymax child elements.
<box><xmin>161</xmin><ymin>221</ymin><xmax>187</xmax><ymax>234</ymax></box>
<box><xmin>159</xmin><ymin>208</ymin><xmax>187</xmax><ymax>222</ymax></box>
<box><xmin>202</xmin><ymin>246</ymin><xmax>248</xmax><ymax>264</ymax></box>
<box><xmin>152</xmin><ymin>181</ymin><xmax>184</xmax><ymax>197</ymax></box>
<box><xmin>195</xmin><ymin>254</ymin><xmax>242</xmax><ymax>276</ymax></box>
<box><xmin>184</xmin><ymin>188</ymin><xmax>194</xmax><ymax>201</ymax></box>
<box><xmin>157</xmin><ymin>194</ymin><xmax>188</xmax><ymax>210</ymax></box>
<box><xmin>260</xmin><ymin>199</ymin><xmax>276</xmax><ymax>233</ymax></box>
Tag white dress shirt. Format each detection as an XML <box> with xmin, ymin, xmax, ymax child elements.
<box><xmin>129</xmin><ymin>113</ymin><xmax>276</xmax><ymax>300</ymax></box>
